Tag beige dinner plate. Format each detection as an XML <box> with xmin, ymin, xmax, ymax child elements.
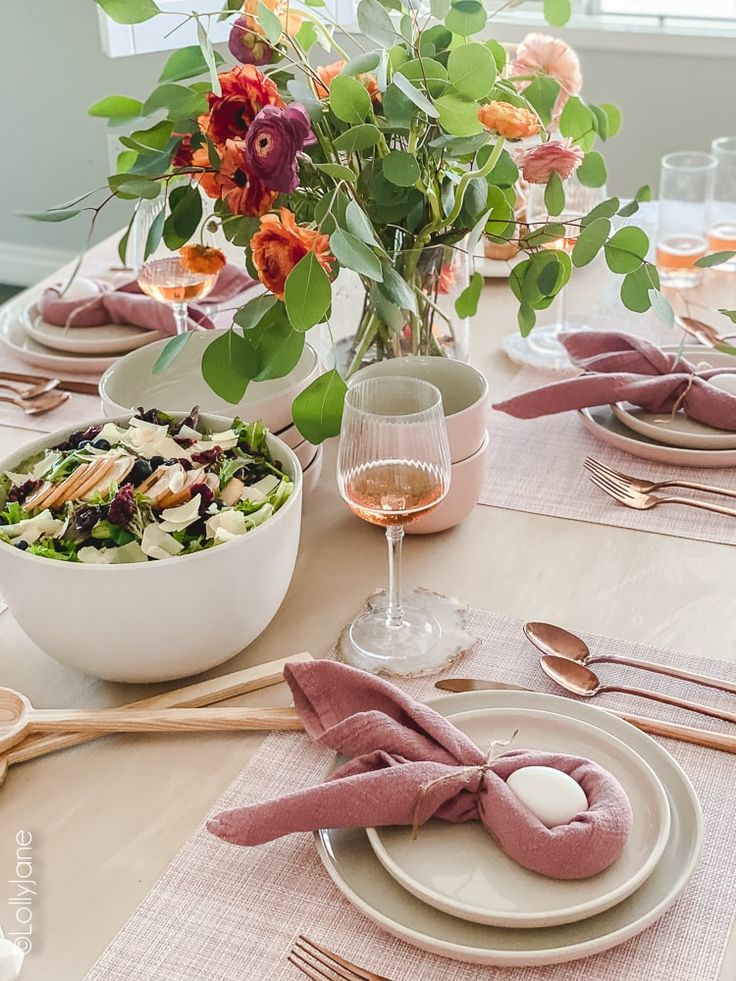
<box><xmin>315</xmin><ymin>690</ymin><xmax>702</xmax><ymax>968</ymax></box>
<box><xmin>0</xmin><ymin>306</ymin><xmax>116</xmax><ymax>375</ymax></box>
<box><xmin>366</xmin><ymin>706</ymin><xmax>670</xmax><ymax>929</ymax></box>
<box><xmin>22</xmin><ymin>303</ymin><xmax>158</xmax><ymax>356</ymax></box>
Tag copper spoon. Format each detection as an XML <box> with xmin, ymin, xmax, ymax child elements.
<box><xmin>0</xmin><ymin>390</ymin><xmax>69</xmax><ymax>416</ymax></box>
<box><xmin>675</xmin><ymin>315</ymin><xmax>736</xmax><ymax>348</ymax></box>
<box><xmin>526</xmin><ymin>622</ymin><xmax>736</xmax><ymax>696</ymax></box>
<box><xmin>540</xmin><ymin>654</ymin><xmax>736</xmax><ymax>726</ymax></box>
<box><xmin>0</xmin><ymin>379</ymin><xmax>59</xmax><ymax>398</ymax></box>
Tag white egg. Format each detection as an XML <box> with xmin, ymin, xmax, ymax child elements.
<box><xmin>506</xmin><ymin>766</ymin><xmax>588</xmax><ymax>828</ymax></box>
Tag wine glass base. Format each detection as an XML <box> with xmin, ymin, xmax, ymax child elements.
<box><xmin>502</xmin><ymin>323</ymin><xmax>590</xmax><ymax>371</ymax></box>
<box><xmin>337</xmin><ymin>587</ymin><xmax>479</xmax><ymax>678</ymax></box>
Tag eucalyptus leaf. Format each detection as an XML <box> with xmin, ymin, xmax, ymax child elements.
<box><xmin>284</xmin><ymin>251</ymin><xmax>332</xmax><ymax>331</ymax></box>
<box><xmin>559</xmin><ymin>96</ymin><xmax>596</xmax><ymax>152</ymax></box>
<box><xmin>195</xmin><ymin>16</ymin><xmax>221</xmax><ymax>97</ymax></box>
<box><xmin>314</xmin><ymin>163</ymin><xmax>358</xmax><ymax>182</ymax></box>
<box><xmin>248</xmin><ymin>307</ymin><xmax>306</xmax><ymax>381</ymax></box>
<box><xmin>201</xmin><ymin>330</ymin><xmax>259</xmax><ymax>404</ymax></box>
<box><xmin>287</xmin><ymin>80</ymin><xmax>323</xmax><ymax>122</ymax></box>
<box><xmin>329</xmin><ymin>75</ymin><xmax>372</xmax><ymax>124</ymax></box>
<box><xmin>577</xmin><ymin>151</ymin><xmax>607</xmax><ymax>188</ymax></box>
<box><xmin>695</xmin><ymin>250</ymin><xmax>736</xmax><ymax>268</ymax></box>
<box><xmin>604</xmin><ymin>226</ymin><xmax>648</xmax><ymax>274</ymax></box>
<box><xmin>330</xmin><ymin>229</ymin><xmax>383</xmax><ymax>281</ymax></box>
<box><xmin>144</xmin><ymin>207</ymin><xmax>165</xmax><ymax>260</ymax></box>
<box><xmin>581</xmin><ymin>197</ymin><xmax>620</xmax><ymax>227</ymax></box>
<box><xmin>446</xmin><ymin>43</ymin><xmax>495</xmax><ymax>100</ymax></box>
<box><xmin>340</xmin><ymin>51</ymin><xmax>382</xmax><ymax>76</ymax></box>
<box><xmin>445</xmin><ymin>0</ymin><xmax>487</xmax><ymax>37</ymax></box>
<box><xmin>382</xmin><ymin>151</ymin><xmax>420</xmax><ymax>187</ymax></box>
<box><xmin>257</xmin><ymin>0</ymin><xmax>282</xmax><ymax>43</ymax></box>
<box><xmin>333</xmin><ymin>124</ymin><xmax>382</xmax><ymax>152</ymax></box>
<box><xmin>435</xmin><ymin>92</ymin><xmax>482</xmax><ymax>136</ymax></box>
<box><xmin>485</xmin><ymin>38</ymin><xmax>507</xmax><ymax>72</ymax></box>
<box><xmin>543</xmin><ymin>0</ymin><xmax>571</xmax><ymax>27</ymax></box>
<box><xmin>600</xmin><ymin>103</ymin><xmax>622</xmax><ymax>138</ymax></box>
<box><xmin>455</xmin><ymin>272</ymin><xmax>483</xmax><ymax>318</ymax></box>
<box><xmin>96</xmin><ymin>0</ymin><xmax>159</xmax><ymax>24</ymax></box>
<box><xmin>620</xmin><ymin>263</ymin><xmax>660</xmax><ymax>313</ymax></box>
<box><xmin>89</xmin><ymin>95</ymin><xmax>143</xmax><ymax>119</ymax></box>
<box><xmin>719</xmin><ymin>309</ymin><xmax>736</xmax><ymax>324</ymax></box>
<box><xmin>345</xmin><ymin>200</ymin><xmax>379</xmax><ymax>246</ymax></box>
<box><xmin>518</xmin><ymin>302</ymin><xmax>536</xmax><ymax>337</ymax></box>
<box><xmin>160</xmin><ymin>45</ymin><xmax>223</xmax><ymax>83</ymax></box>
<box><xmin>357</xmin><ymin>0</ymin><xmax>398</xmax><ymax>47</ymax></box>
<box><xmin>295</xmin><ymin>21</ymin><xmax>318</xmax><ymax>52</ymax></box>
<box><xmin>21</xmin><ymin>208</ymin><xmax>83</xmax><ymax>222</ymax></box>
<box><xmin>378</xmin><ymin>262</ymin><xmax>418</xmax><ymax>313</ymax></box>
<box><xmin>571</xmin><ymin>217</ymin><xmax>610</xmax><ymax>268</ymax></box>
<box><xmin>142</xmin><ymin>84</ymin><xmax>205</xmax><ymax>119</ymax></box>
<box><xmin>291</xmin><ymin>369</ymin><xmax>347</xmax><ymax>444</ymax></box>
<box><xmin>117</xmin><ymin>209</ymin><xmax>137</xmax><ymax>265</ymax></box>
<box><xmin>109</xmin><ymin>174</ymin><xmax>161</xmax><ymax>200</ymax></box>
<box><xmin>522</xmin><ymin>76</ymin><xmax>560</xmax><ymax>128</ymax></box>
<box><xmin>397</xmin><ymin>58</ymin><xmax>448</xmax><ymax>98</ymax></box>
<box><xmin>392</xmin><ymin>73</ymin><xmax>439</xmax><ymax>118</ymax></box>
<box><xmin>152</xmin><ymin>333</ymin><xmax>192</xmax><ymax>375</ymax></box>
<box><xmin>544</xmin><ymin>171</ymin><xmax>565</xmax><ymax>217</ymax></box>
<box><xmin>234</xmin><ymin>294</ymin><xmax>278</xmax><ymax>331</ymax></box>
<box><xmin>648</xmin><ymin>289</ymin><xmax>675</xmax><ymax>328</ymax></box>
<box><xmin>163</xmin><ymin>184</ymin><xmax>202</xmax><ymax>250</ymax></box>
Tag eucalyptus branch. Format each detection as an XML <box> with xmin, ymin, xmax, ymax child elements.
<box><xmin>422</xmin><ymin>136</ymin><xmax>506</xmax><ymax>241</ymax></box>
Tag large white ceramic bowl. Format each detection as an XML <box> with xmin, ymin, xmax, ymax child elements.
<box><xmin>350</xmin><ymin>357</ymin><xmax>489</xmax><ymax>463</ymax></box>
<box><xmin>99</xmin><ymin>333</ymin><xmax>320</xmax><ymax>434</ymax></box>
<box><xmin>0</xmin><ymin>413</ymin><xmax>303</xmax><ymax>683</ymax></box>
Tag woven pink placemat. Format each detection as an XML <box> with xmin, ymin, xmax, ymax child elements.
<box><xmin>481</xmin><ymin>367</ymin><xmax>736</xmax><ymax>546</ymax></box>
<box><xmin>85</xmin><ymin>608</ymin><xmax>735</xmax><ymax>981</ymax></box>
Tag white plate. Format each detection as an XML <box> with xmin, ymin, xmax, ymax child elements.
<box><xmin>367</xmin><ymin>706</ymin><xmax>670</xmax><ymax>929</ymax></box>
<box><xmin>21</xmin><ymin>303</ymin><xmax>159</xmax><ymax>356</ymax></box>
<box><xmin>0</xmin><ymin>307</ymin><xmax>117</xmax><ymax>375</ymax></box>
<box><xmin>315</xmin><ymin>690</ymin><xmax>702</xmax><ymax>968</ymax></box>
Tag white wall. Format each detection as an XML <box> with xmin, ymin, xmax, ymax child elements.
<box><xmin>0</xmin><ymin>2</ymin><xmax>731</xmax><ymax>284</ymax></box>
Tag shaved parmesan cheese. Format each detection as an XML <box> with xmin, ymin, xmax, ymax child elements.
<box><xmin>141</xmin><ymin>523</ymin><xmax>185</xmax><ymax>560</ymax></box>
<box><xmin>206</xmin><ymin>509</ymin><xmax>247</xmax><ymax>543</ymax></box>
<box><xmin>78</xmin><ymin>547</ymin><xmax>117</xmax><ymax>564</ymax></box>
<box><xmin>3</xmin><ymin>510</ymin><xmax>65</xmax><ymax>544</ymax></box>
<box><xmin>158</xmin><ymin>495</ymin><xmax>201</xmax><ymax>532</ymax></box>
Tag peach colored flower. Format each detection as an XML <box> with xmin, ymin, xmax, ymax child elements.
<box><xmin>515</xmin><ymin>139</ymin><xmax>584</xmax><ymax>184</ymax></box>
<box><xmin>216</xmin><ymin>140</ymin><xmax>277</xmax><ymax>217</ymax></box>
<box><xmin>250</xmin><ymin>208</ymin><xmax>333</xmax><ymax>300</ymax></box>
<box><xmin>179</xmin><ymin>245</ymin><xmax>227</xmax><ymax>276</ymax></box>
<box><xmin>315</xmin><ymin>60</ymin><xmax>382</xmax><ymax>104</ymax></box>
<box><xmin>243</xmin><ymin>0</ymin><xmax>302</xmax><ymax>34</ymax></box>
<box><xmin>477</xmin><ymin>102</ymin><xmax>540</xmax><ymax>141</ymax></box>
<box><xmin>511</xmin><ymin>33</ymin><xmax>582</xmax><ymax>124</ymax></box>
<box><xmin>191</xmin><ymin>146</ymin><xmax>221</xmax><ymax>199</ymax></box>
<box><xmin>199</xmin><ymin>65</ymin><xmax>284</xmax><ymax>146</ymax></box>
<box><xmin>437</xmin><ymin>264</ymin><xmax>456</xmax><ymax>295</ymax></box>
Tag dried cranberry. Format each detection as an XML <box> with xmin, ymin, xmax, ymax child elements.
<box><xmin>190</xmin><ymin>482</ymin><xmax>215</xmax><ymax>515</ymax></box>
<box><xmin>8</xmin><ymin>479</ymin><xmax>42</xmax><ymax>504</ymax></box>
<box><xmin>173</xmin><ymin>435</ymin><xmax>195</xmax><ymax>449</ymax></box>
<box><xmin>191</xmin><ymin>446</ymin><xmax>223</xmax><ymax>466</ymax></box>
<box><xmin>108</xmin><ymin>485</ymin><xmax>136</xmax><ymax>526</ymax></box>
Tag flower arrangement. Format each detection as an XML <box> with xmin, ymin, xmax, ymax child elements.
<box><xmin>35</xmin><ymin>0</ymin><xmax>669</xmax><ymax>443</ymax></box>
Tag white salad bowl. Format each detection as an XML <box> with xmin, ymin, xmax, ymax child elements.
<box><xmin>99</xmin><ymin>334</ymin><xmax>320</xmax><ymax>434</ymax></box>
<box><xmin>0</xmin><ymin>413</ymin><xmax>303</xmax><ymax>683</ymax></box>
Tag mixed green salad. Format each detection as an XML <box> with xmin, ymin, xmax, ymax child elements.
<box><xmin>0</xmin><ymin>409</ymin><xmax>293</xmax><ymax>563</ymax></box>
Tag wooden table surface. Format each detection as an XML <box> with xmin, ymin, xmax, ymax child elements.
<box><xmin>0</xmin><ymin>231</ymin><xmax>734</xmax><ymax>980</ymax></box>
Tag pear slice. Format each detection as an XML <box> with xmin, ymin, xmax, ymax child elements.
<box><xmin>42</xmin><ymin>463</ymin><xmax>93</xmax><ymax>510</ymax></box>
<box><xmin>67</xmin><ymin>458</ymin><xmax>118</xmax><ymax>503</ymax></box>
<box><xmin>156</xmin><ymin>468</ymin><xmax>205</xmax><ymax>509</ymax></box>
<box><xmin>80</xmin><ymin>455</ymin><xmax>135</xmax><ymax>502</ymax></box>
<box><xmin>220</xmin><ymin>477</ymin><xmax>244</xmax><ymax>507</ymax></box>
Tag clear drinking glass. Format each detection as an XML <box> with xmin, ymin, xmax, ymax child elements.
<box><xmin>138</xmin><ymin>256</ymin><xmax>220</xmax><ymax>336</ymax></box>
<box><xmin>656</xmin><ymin>151</ymin><xmax>717</xmax><ymax>288</ymax></box>
<box><xmin>710</xmin><ymin>137</ymin><xmax>736</xmax><ymax>272</ymax></box>
<box><xmin>337</xmin><ymin>377</ymin><xmax>452</xmax><ymax>674</ymax></box>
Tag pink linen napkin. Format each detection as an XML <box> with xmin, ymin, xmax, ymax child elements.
<box><xmin>493</xmin><ymin>331</ymin><xmax>736</xmax><ymax>431</ymax></box>
<box><xmin>38</xmin><ymin>264</ymin><xmax>255</xmax><ymax>337</ymax></box>
<box><xmin>207</xmin><ymin>662</ymin><xmax>633</xmax><ymax>880</ymax></box>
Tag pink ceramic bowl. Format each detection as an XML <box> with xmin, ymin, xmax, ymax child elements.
<box><xmin>350</xmin><ymin>357</ymin><xmax>489</xmax><ymax>463</ymax></box>
<box><xmin>406</xmin><ymin>433</ymin><xmax>489</xmax><ymax>535</ymax></box>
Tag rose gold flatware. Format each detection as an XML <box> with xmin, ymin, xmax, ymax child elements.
<box><xmin>0</xmin><ymin>390</ymin><xmax>70</xmax><ymax>416</ymax></box>
<box><xmin>434</xmin><ymin>677</ymin><xmax>736</xmax><ymax>754</ymax></box>
<box><xmin>0</xmin><ymin>379</ymin><xmax>59</xmax><ymax>398</ymax></box>
<box><xmin>289</xmin><ymin>935</ymin><xmax>394</xmax><ymax>981</ymax></box>
<box><xmin>675</xmin><ymin>314</ymin><xmax>736</xmax><ymax>348</ymax></box>
<box><xmin>540</xmin><ymin>654</ymin><xmax>736</xmax><ymax>726</ymax></box>
<box><xmin>525</xmin><ymin>621</ymin><xmax>736</xmax><ymax>696</ymax></box>
<box><xmin>0</xmin><ymin>371</ymin><xmax>99</xmax><ymax>396</ymax></box>
<box><xmin>585</xmin><ymin>456</ymin><xmax>736</xmax><ymax>502</ymax></box>
<box><xmin>588</xmin><ymin>469</ymin><xmax>736</xmax><ymax>518</ymax></box>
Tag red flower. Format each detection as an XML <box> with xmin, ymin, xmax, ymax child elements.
<box><xmin>216</xmin><ymin>140</ymin><xmax>277</xmax><ymax>217</ymax></box>
<box><xmin>199</xmin><ymin>65</ymin><xmax>284</xmax><ymax>145</ymax></box>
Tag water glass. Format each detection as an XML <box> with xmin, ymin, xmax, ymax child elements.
<box><xmin>710</xmin><ymin>136</ymin><xmax>736</xmax><ymax>272</ymax></box>
<box><xmin>656</xmin><ymin>151</ymin><xmax>717</xmax><ymax>288</ymax></box>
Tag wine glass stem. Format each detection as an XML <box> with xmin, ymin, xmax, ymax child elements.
<box><xmin>172</xmin><ymin>302</ymin><xmax>189</xmax><ymax>336</ymax></box>
<box><xmin>385</xmin><ymin>525</ymin><xmax>405</xmax><ymax>628</ymax></box>
<box><xmin>556</xmin><ymin>283</ymin><xmax>567</xmax><ymax>331</ymax></box>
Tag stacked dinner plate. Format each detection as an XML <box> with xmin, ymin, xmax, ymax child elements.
<box><xmin>315</xmin><ymin>689</ymin><xmax>702</xmax><ymax>967</ymax></box>
<box><xmin>579</xmin><ymin>345</ymin><xmax>736</xmax><ymax>468</ymax></box>
<box><xmin>0</xmin><ymin>279</ymin><xmax>161</xmax><ymax>376</ymax></box>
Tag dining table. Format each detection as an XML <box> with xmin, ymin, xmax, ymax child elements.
<box><xmin>0</xmin><ymin>218</ymin><xmax>735</xmax><ymax>980</ymax></box>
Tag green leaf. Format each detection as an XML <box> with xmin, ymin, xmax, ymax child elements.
<box><xmin>357</xmin><ymin>0</ymin><xmax>397</xmax><ymax>47</ymax></box>
<box><xmin>144</xmin><ymin>207</ymin><xmax>165</xmax><ymax>260</ymax></box>
<box><xmin>333</xmin><ymin>124</ymin><xmax>382</xmax><ymax>152</ymax></box>
<box><xmin>159</xmin><ymin>45</ymin><xmax>223</xmax><ymax>83</ymax></box>
<box><xmin>163</xmin><ymin>184</ymin><xmax>203</xmax><ymax>250</ymax></box>
<box><xmin>485</xmin><ymin>38</ymin><xmax>507</xmax><ymax>72</ymax></box>
<box><xmin>329</xmin><ymin>75</ymin><xmax>372</xmax><ymax>124</ymax></box>
<box><xmin>600</xmin><ymin>103</ymin><xmax>622</xmax><ymax>138</ymax></box>
<box><xmin>518</xmin><ymin>302</ymin><xmax>535</xmax><ymax>337</ymax></box>
<box><xmin>125</xmin><ymin>120</ymin><xmax>173</xmax><ymax>152</ymax></box>
<box><xmin>635</xmin><ymin>184</ymin><xmax>652</xmax><ymax>202</ymax></box>
<box><xmin>484</xmin><ymin>185</ymin><xmax>515</xmax><ymax>239</ymax></box>
<box><xmin>484</xmin><ymin>147</ymin><xmax>519</xmax><ymax>188</ymax></box>
<box><xmin>195</xmin><ymin>15</ymin><xmax>221</xmax><ymax>97</ymax></box>
<box><xmin>330</xmin><ymin>229</ymin><xmax>382</xmax><ymax>281</ymax></box>
<box><xmin>397</xmin><ymin>58</ymin><xmax>449</xmax><ymax>98</ymax></box>
<box><xmin>648</xmin><ymin>289</ymin><xmax>675</xmax><ymax>328</ymax></box>
<box><xmin>445</xmin><ymin>0</ymin><xmax>487</xmax><ymax>37</ymax></box>
<box><xmin>577</xmin><ymin>151</ymin><xmax>607</xmax><ymax>188</ymax></box>
<box><xmin>109</xmin><ymin>174</ymin><xmax>161</xmax><ymax>200</ymax></box>
<box><xmin>201</xmin><ymin>330</ymin><xmax>259</xmax><ymax>404</ymax></box>
<box><xmin>233</xmin><ymin>294</ymin><xmax>278</xmax><ymax>331</ymax></box>
<box><xmin>295</xmin><ymin>21</ymin><xmax>319</xmax><ymax>52</ymax></box>
<box><xmin>559</xmin><ymin>96</ymin><xmax>596</xmax><ymax>152</ymax></box>
<box><xmin>345</xmin><ymin>200</ymin><xmax>379</xmax><ymax>246</ymax></box>
<box><xmin>522</xmin><ymin>76</ymin><xmax>560</xmax><ymax>128</ymax></box>
<box><xmin>695</xmin><ymin>250</ymin><xmax>736</xmax><ymax>268</ymax></box>
<box><xmin>287</xmin><ymin>80</ymin><xmax>323</xmax><ymax>122</ymax></box>
<box><xmin>257</xmin><ymin>0</ymin><xmax>282</xmax><ymax>43</ymax></box>
<box><xmin>604</xmin><ymin>226</ymin><xmax>649</xmax><ymax>274</ymax></box>
<box><xmin>284</xmin><ymin>252</ymin><xmax>332</xmax><ymax>331</ymax></box>
<box><xmin>291</xmin><ymin>369</ymin><xmax>347</xmax><ymax>444</ymax></box>
<box><xmin>590</xmin><ymin>105</ymin><xmax>609</xmax><ymax>142</ymax></box>
<box><xmin>543</xmin><ymin>0</ymin><xmax>571</xmax><ymax>27</ymax></box>
<box><xmin>340</xmin><ymin>51</ymin><xmax>382</xmax><ymax>76</ymax></box>
<box><xmin>382</xmin><ymin>151</ymin><xmax>420</xmax><ymax>187</ymax></box>
<box><xmin>431</xmin><ymin>0</ymin><xmax>451</xmax><ymax>16</ymax></box>
<box><xmin>117</xmin><ymin>209</ymin><xmax>136</xmax><ymax>265</ymax></box>
<box><xmin>21</xmin><ymin>208</ymin><xmax>83</xmax><ymax>222</ymax></box>
<box><xmin>378</xmin><ymin>262</ymin><xmax>417</xmax><ymax>313</ymax></box>
<box><xmin>446</xmin><ymin>43</ymin><xmax>495</xmax><ymax>100</ymax></box>
<box><xmin>392</xmin><ymin>73</ymin><xmax>439</xmax><ymax>119</ymax></box>
<box><xmin>620</xmin><ymin>263</ymin><xmax>660</xmax><ymax>313</ymax></box>
<box><xmin>581</xmin><ymin>197</ymin><xmax>620</xmax><ymax>227</ymax></box>
<box><xmin>142</xmin><ymin>84</ymin><xmax>206</xmax><ymax>119</ymax></box>
<box><xmin>544</xmin><ymin>171</ymin><xmax>565</xmax><ymax>217</ymax></box>
<box><xmin>152</xmin><ymin>333</ymin><xmax>192</xmax><ymax>375</ymax></box>
<box><xmin>455</xmin><ymin>272</ymin><xmax>483</xmax><ymax>318</ymax></box>
<box><xmin>247</xmin><ymin>305</ymin><xmax>306</xmax><ymax>381</ymax></box>
<box><xmin>371</xmin><ymin>286</ymin><xmax>405</xmax><ymax>333</ymax></box>
<box><xmin>96</xmin><ymin>0</ymin><xmax>159</xmax><ymax>24</ymax></box>
<box><xmin>571</xmin><ymin>217</ymin><xmax>610</xmax><ymax>268</ymax></box>
<box><xmin>719</xmin><ymin>309</ymin><xmax>736</xmax><ymax>324</ymax></box>
<box><xmin>383</xmin><ymin>84</ymin><xmax>414</xmax><ymax>129</ymax></box>
<box><xmin>435</xmin><ymin>92</ymin><xmax>482</xmax><ymax>136</ymax></box>
<box><xmin>314</xmin><ymin>163</ymin><xmax>358</xmax><ymax>182</ymax></box>
<box><xmin>88</xmin><ymin>95</ymin><xmax>143</xmax><ymax>119</ymax></box>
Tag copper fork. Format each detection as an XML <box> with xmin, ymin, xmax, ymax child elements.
<box><xmin>585</xmin><ymin>457</ymin><xmax>736</xmax><ymax>502</ymax></box>
<box><xmin>588</xmin><ymin>470</ymin><xmax>736</xmax><ymax>518</ymax></box>
<box><xmin>289</xmin><ymin>935</ymin><xmax>395</xmax><ymax>981</ymax></box>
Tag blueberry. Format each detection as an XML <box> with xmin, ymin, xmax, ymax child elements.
<box><xmin>125</xmin><ymin>459</ymin><xmax>153</xmax><ymax>487</ymax></box>
<box><xmin>149</xmin><ymin>456</ymin><xmax>165</xmax><ymax>469</ymax></box>
<box><xmin>78</xmin><ymin>440</ymin><xmax>92</xmax><ymax>449</ymax></box>
<box><xmin>92</xmin><ymin>438</ymin><xmax>111</xmax><ymax>451</ymax></box>
<box><xmin>15</xmin><ymin>541</ymin><xmax>28</xmax><ymax>551</ymax></box>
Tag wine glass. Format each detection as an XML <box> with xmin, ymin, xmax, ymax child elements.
<box><xmin>337</xmin><ymin>377</ymin><xmax>452</xmax><ymax>675</ymax></box>
<box><xmin>502</xmin><ymin>175</ymin><xmax>605</xmax><ymax>370</ymax></box>
<box><xmin>656</xmin><ymin>151</ymin><xmax>716</xmax><ymax>289</ymax></box>
<box><xmin>709</xmin><ymin>137</ymin><xmax>736</xmax><ymax>272</ymax></box>
<box><xmin>138</xmin><ymin>255</ymin><xmax>220</xmax><ymax>336</ymax></box>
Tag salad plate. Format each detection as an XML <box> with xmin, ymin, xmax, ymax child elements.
<box><xmin>21</xmin><ymin>303</ymin><xmax>159</xmax><ymax>356</ymax></box>
<box><xmin>315</xmin><ymin>689</ymin><xmax>702</xmax><ymax>967</ymax></box>
<box><xmin>0</xmin><ymin>308</ymin><xmax>118</xmax><ymax>374</ymax></box>
<box><xmin>611</xmin><ymin>398</ymin><xmax>736</xmax><ymax>451</ymax></box>
<box><xmin>367</xmin><ymin>706</ymin><xmax>670</xmax><ymax>929</ymax></box>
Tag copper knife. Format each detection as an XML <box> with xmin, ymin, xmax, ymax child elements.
<box><xmin>435</xmin><ymin>678</ymin><xmax>736</xmax><ymax>754</ymax></box>
<box><xmin>0</xmin><ymin>371</ymin><xmax>99</xmax><ymax>396</ymax></box>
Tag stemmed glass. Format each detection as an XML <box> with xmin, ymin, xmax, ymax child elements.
<box><xmin>138</xmin><ymin>255</ymin><xmax>220</xmax><ymax>336</ymax></box>
<box><xmin>337</xmin><ymin>377</ymin><xmax>452</xmax><ymax>675</ymax></box>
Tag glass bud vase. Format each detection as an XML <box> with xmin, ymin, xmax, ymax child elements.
<box><xmin>337</xmin><ymin>243</ymin><xmax>471</xmax><ymax>376</ymax></box>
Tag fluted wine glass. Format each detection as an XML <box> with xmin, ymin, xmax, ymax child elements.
<box><xmin>337</xmin><ymin>377</ymin><xmax>452</xmax><ymax>674</ymax></box>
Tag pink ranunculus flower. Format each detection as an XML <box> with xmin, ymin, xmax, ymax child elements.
<box><xmin>511</xmin><ymin>33</ymin><xmax>582</xmax><ymax>125</ymax></box>
<box><xmin>516</xmin><ymin>139</ymin><xmax>584</xmax><ymax>184</ymax></box>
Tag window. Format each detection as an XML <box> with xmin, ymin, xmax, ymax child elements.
<box><xmin>598</xmin><ymin>0</ymin><xmax>736</xmax><ymax>16</ymax></box>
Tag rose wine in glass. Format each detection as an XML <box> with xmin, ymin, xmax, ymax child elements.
<box><xmin>138</xmin><ymin>257</ymin><xmax>219</xmax><ymax>335</ymax></box>
<box><xmin>338</xmin><ymin>377</ymin><xmax>452</xmax><ymax>675</ymax></box>
<box><xmin>655</xmin><ymin>234</ymin><xmax>708</xmax><ymax>286</ymax></box>
<box><xmin>709</xmin><ymin>137</ymin><xmax>736</xmax><ymax>272</ymax></box>
<box><xmin>656</xmin><ymin>151</ymin><xmax>716</xmax><ymax>288</ymax></box>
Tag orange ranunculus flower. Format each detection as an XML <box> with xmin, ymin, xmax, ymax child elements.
<box><xmin>250</xmin><ymin>208</ymin><xmax>333</xmax><ymax>300</ymax></box>
<box><xmin>216</xmin><ymin>140</ymin><xmax>277</xmax><ymax>217</ymax></box>
<box><xmin>477</xmin><ymin>101</ymin><xmax>540</xmax><ymax>140</ymax></box>
<box><xmin>242</xmin><ymin>0</ymin><xmax>302</xmax><ymax>34</ymax></box>
<box><xmin>199</xmin><ymin>65</ymin><xmax>284</xmax><ymax>146</ymax></box>
<box><xmin>191</xmin><ymin>146</ymin><xmax>221</xmax><ymax>199</ymax></box>
<box><xmin>179</xmin><ymin>245</ymin><xmax>227</xmax><ymax>276</ymax></box>
<box><xmin>315</xmin><ymin>59</ymin><xmax>382</xmax><ymax>104</ymax></box>
<box><xmin>437</xmin><ymin>263</ymin><xmax>456</xmax><ymax>295</ymax></box>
